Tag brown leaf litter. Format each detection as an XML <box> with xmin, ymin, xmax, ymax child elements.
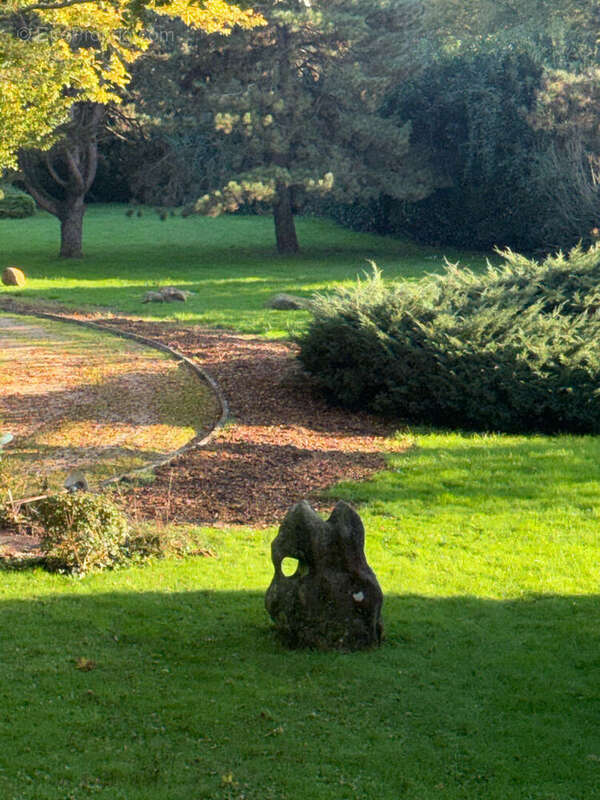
<box><xmin>98</xmin><ymin>318</ymin><xmax>406</xmax><ymax>526</ymax></box>
<box><xmin>1</xmin><ymin>309</ymin><xmax>408</xmax><ymax>548</ymax></box>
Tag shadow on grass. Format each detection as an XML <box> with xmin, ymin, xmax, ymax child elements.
<box><xmin>1</xmin><ymin>286</ymin><xmax>312</xmax><ymax>331</ymax></box>
<box><xmin>0</xmin><ymin>588</ymin><xmax>599</xmax><ymax>799</ymax></box>
<box><xmin>2</xmin><ymin>209</ymin><xmax>434</xmax><ymax>270</ymax></box>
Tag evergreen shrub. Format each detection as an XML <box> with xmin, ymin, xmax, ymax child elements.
<box><xmin>298</xmin><ymin>247</ymin><xmax>600</xmax><ymax>433</ymax></box>
<box><xmin>0</xmin><ymin>186</ymin><xmax>36</xmax><ymax>219</ymax></box>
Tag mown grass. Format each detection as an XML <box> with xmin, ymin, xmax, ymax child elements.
<box><xmin>0</xmin><ymin>205</ymin><xmax>490</xmax><ymax>336</ymax></box>
<box><xmin>0</xmin><ymin>208</ymin><xmax>598</xmax><ymax>799</ymax></box>
<box><xmin>0</xmin><ymin>312</ymin><xmax>218</xmax><ymax>494</ymax></box>
<box><xmin>2</xmin><ymin>431</ymin><xmax>600</xmax><ymax>800</ymax></box>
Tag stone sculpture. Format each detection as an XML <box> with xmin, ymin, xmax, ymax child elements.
<box><xmin>265</xmin><ymin>500</ymin><xmax>383</xmax><ymax>650</ymax></box>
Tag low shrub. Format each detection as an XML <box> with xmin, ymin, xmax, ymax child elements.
<box><xmin>0</xmin><ymin>186</ymin><xmax>36</xmax><ymax>219</ymax></box>
<box><xmin>297</xmin><ymin>247</ymin><xmax>600</xmax><ymax>433</ymax></box>
<box><xmin>36</xmin><ymin>493</ymin><xmax>129</xmax><ymax>574</ymax></box>
<box><xmin>123</xmin><ymin>524</ymin><xmax>215</xmax><ymax>562</ymax></box>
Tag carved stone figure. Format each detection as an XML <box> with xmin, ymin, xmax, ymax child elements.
<box><xmin>265</xmin><ymin>500</ymin><xmax>383</xmax><ymax>650</ymax></box>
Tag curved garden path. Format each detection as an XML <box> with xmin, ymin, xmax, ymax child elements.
<box><xmin>0</xmin><ymin>312</ymin><xmax>221</xmax><ymax>497</ymax></box>
<box><xmin>98</xmin><ymin>317</ymin><xmax>405</xmax><ymax>526</ymax></box>
<box><xmin>0</xmin><ymin>301</ymin><xmax>406</xmax><ymax>528</ymax></box>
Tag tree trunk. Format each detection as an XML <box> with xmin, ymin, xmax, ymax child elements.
<box><xmin>273</xmin><ymin>184</ymin><xmax>299</xmax><ymax>254</ymax></box>
<box><xmin>19</xmin><ymin>102</ymin><xmax>103</xmax><ymax>259</ymax></box>
<box><xmin>59</xmin><ymin>200</ymin><xmax>85</xmax><ymax>258</ymax></box>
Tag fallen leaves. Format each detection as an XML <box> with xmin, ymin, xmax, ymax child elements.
<box><xmin>2</xmin><ymin>310</ymin><xmax>407</xmax><ymax>528</ymax></box>
<box><xmin>0</xmin><ymin>314</ymin><xmax>219</xmax><ymax>494</ymax></box>
<box><xmin>103</xmin><ymin>320</ymin><xmax>406</xmax><ymax>526</ymax></box>
<box><xmin>75</xmin><ymin>657</ymin><xmax>96</xmax><ymax>672</ymax></box>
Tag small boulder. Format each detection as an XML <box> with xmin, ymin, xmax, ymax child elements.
<box><xmin>64</xmin><ymin>470</ymin><xmax>89</xmax><ymax>493</ymax></box>
<box><xmin>142</xmin><ymin>291</ymin><xmax>165</xmax><ymax>304</ymax></box>
<box><xmin>2</xmin><ymin>267</ymin><xmax>26</xmax><ymax>287</ymax></box>
<box><xmin>266</xmin><ymin>293</ymin><xmax>309</xmax><ymax>311</ymax></box>
<box><xmin>142</xmin><ymin>286</ymin><xmax>193</xmax><ymax>304</ymax></box>
<box><xmin>160</xmin><ymin>286</ymin><xmax>188</xmax><ymax>302</ymax></box>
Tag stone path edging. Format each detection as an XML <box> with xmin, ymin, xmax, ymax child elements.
<box><xmin>0</xmin><ymin>307</ymin><xmax>229</xmax><ymax>500</ymax></box>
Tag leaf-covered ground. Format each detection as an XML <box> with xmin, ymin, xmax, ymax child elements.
<box><xmin>1</xmin><ymin>306</ymin><xmax>407</xmax><ymax>528</ymax></box>
<box><xmin>0</xmin><ymin>313</ymin><xmax>219</xmax><ymax>496</ymax></box>
<box><xmin>95</xmin><ymin>316</ymin><xmax>408</xmax><ymax>526</ymax></box>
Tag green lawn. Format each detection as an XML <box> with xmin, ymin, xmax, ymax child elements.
<box><xmin>2</xmin><ymin>431</ymin><xmax>600</xmax><ymax>800</ymax></box>
<box><xmin>0</xmin><ymin>204</ymin><xmax>490</xmax><ymax>336</ymax></box>
<box><xmin>1</xmin><ymin>208</ymin><xmax>598</xmax><ymax>799</ymax></box>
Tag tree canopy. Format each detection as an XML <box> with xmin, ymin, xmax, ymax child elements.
<box><xmin>187</xmin><ymin>0</ymin><xmax>436</xmax><ymax>252</ymax></box>
<box><xmin>0</xmin><ymin>0</ymin><xmax>263</xmax><ymax>169</ymax></box>
<box><xmin>424</xmin><ymin>0</ymin><xmax>600</xmax><ymax>68</ymax></box>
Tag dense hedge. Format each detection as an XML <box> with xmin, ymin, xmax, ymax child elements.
<box><xmin>322</xmin><ymin>47</ymin><xmax>599</xmax><ymax>254</ymax></box>
<box><xmin>297</xmin><ymin>246</ymin><xmax>600</xmax><ymax>433</ymax></box>
<box><xmin>0</xmin><ymin>185</ymin><xmax>36</xmax><ymax>218</ymax></box>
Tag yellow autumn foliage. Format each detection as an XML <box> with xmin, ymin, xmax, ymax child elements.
<box><xmin>0</xmin><ymin>0</ymin><xmax>263</xmax><ymax>168</ymax></box>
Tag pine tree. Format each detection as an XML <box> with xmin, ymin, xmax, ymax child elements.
<box><xmin>189</xmin><ymin>0</ymin><xmax>436</xmax><ymax>253</ymax></box>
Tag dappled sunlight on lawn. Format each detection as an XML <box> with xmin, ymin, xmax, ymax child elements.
<box><xmin>35</xmin><ymin>420</ymin><xmax>194</xmax><ymax>452</ymax></box>
<box><xmin>0</xmin><ymin>313</ymin><xmax>219</xmax><ymax>495</ymax></box>
<box><xmin>0</xmin><ymin>205</ymin><xmax>493</xmax><ymax>334</ymax></box>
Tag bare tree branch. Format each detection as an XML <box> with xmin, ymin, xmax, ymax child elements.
<box><xmin>64</xmin><ymin>147</ymin><xmax>85</xmax><ymax>193</ymax></box>
<box><xmin>45</xmin><ymin>152</ymin><xmax>68</xmax><ymax>188</ymax></box>
<box><xmin>13</xmin><ymin>0</ymin><xmax>107</xmax><ymax>13</ymax></box>
<box><xmin>20</xmin><ymin>154</ymin><xmax>60</xmax><ymax>216</ymax></box>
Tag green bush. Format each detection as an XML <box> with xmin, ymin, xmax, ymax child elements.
<box><xmin>36</xmin><ymin>493</ymin><xmax>129</xmax><ymax>575</ymax></box>
<box><xmin>297</xmin><ymin>247</ymin><xmax>600</xmax><ymax>433</ymax></box>
<box><xmin>0</xmin><ymin>186</ymin><xmax>36</xmax><ymax>219</ymax></box>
